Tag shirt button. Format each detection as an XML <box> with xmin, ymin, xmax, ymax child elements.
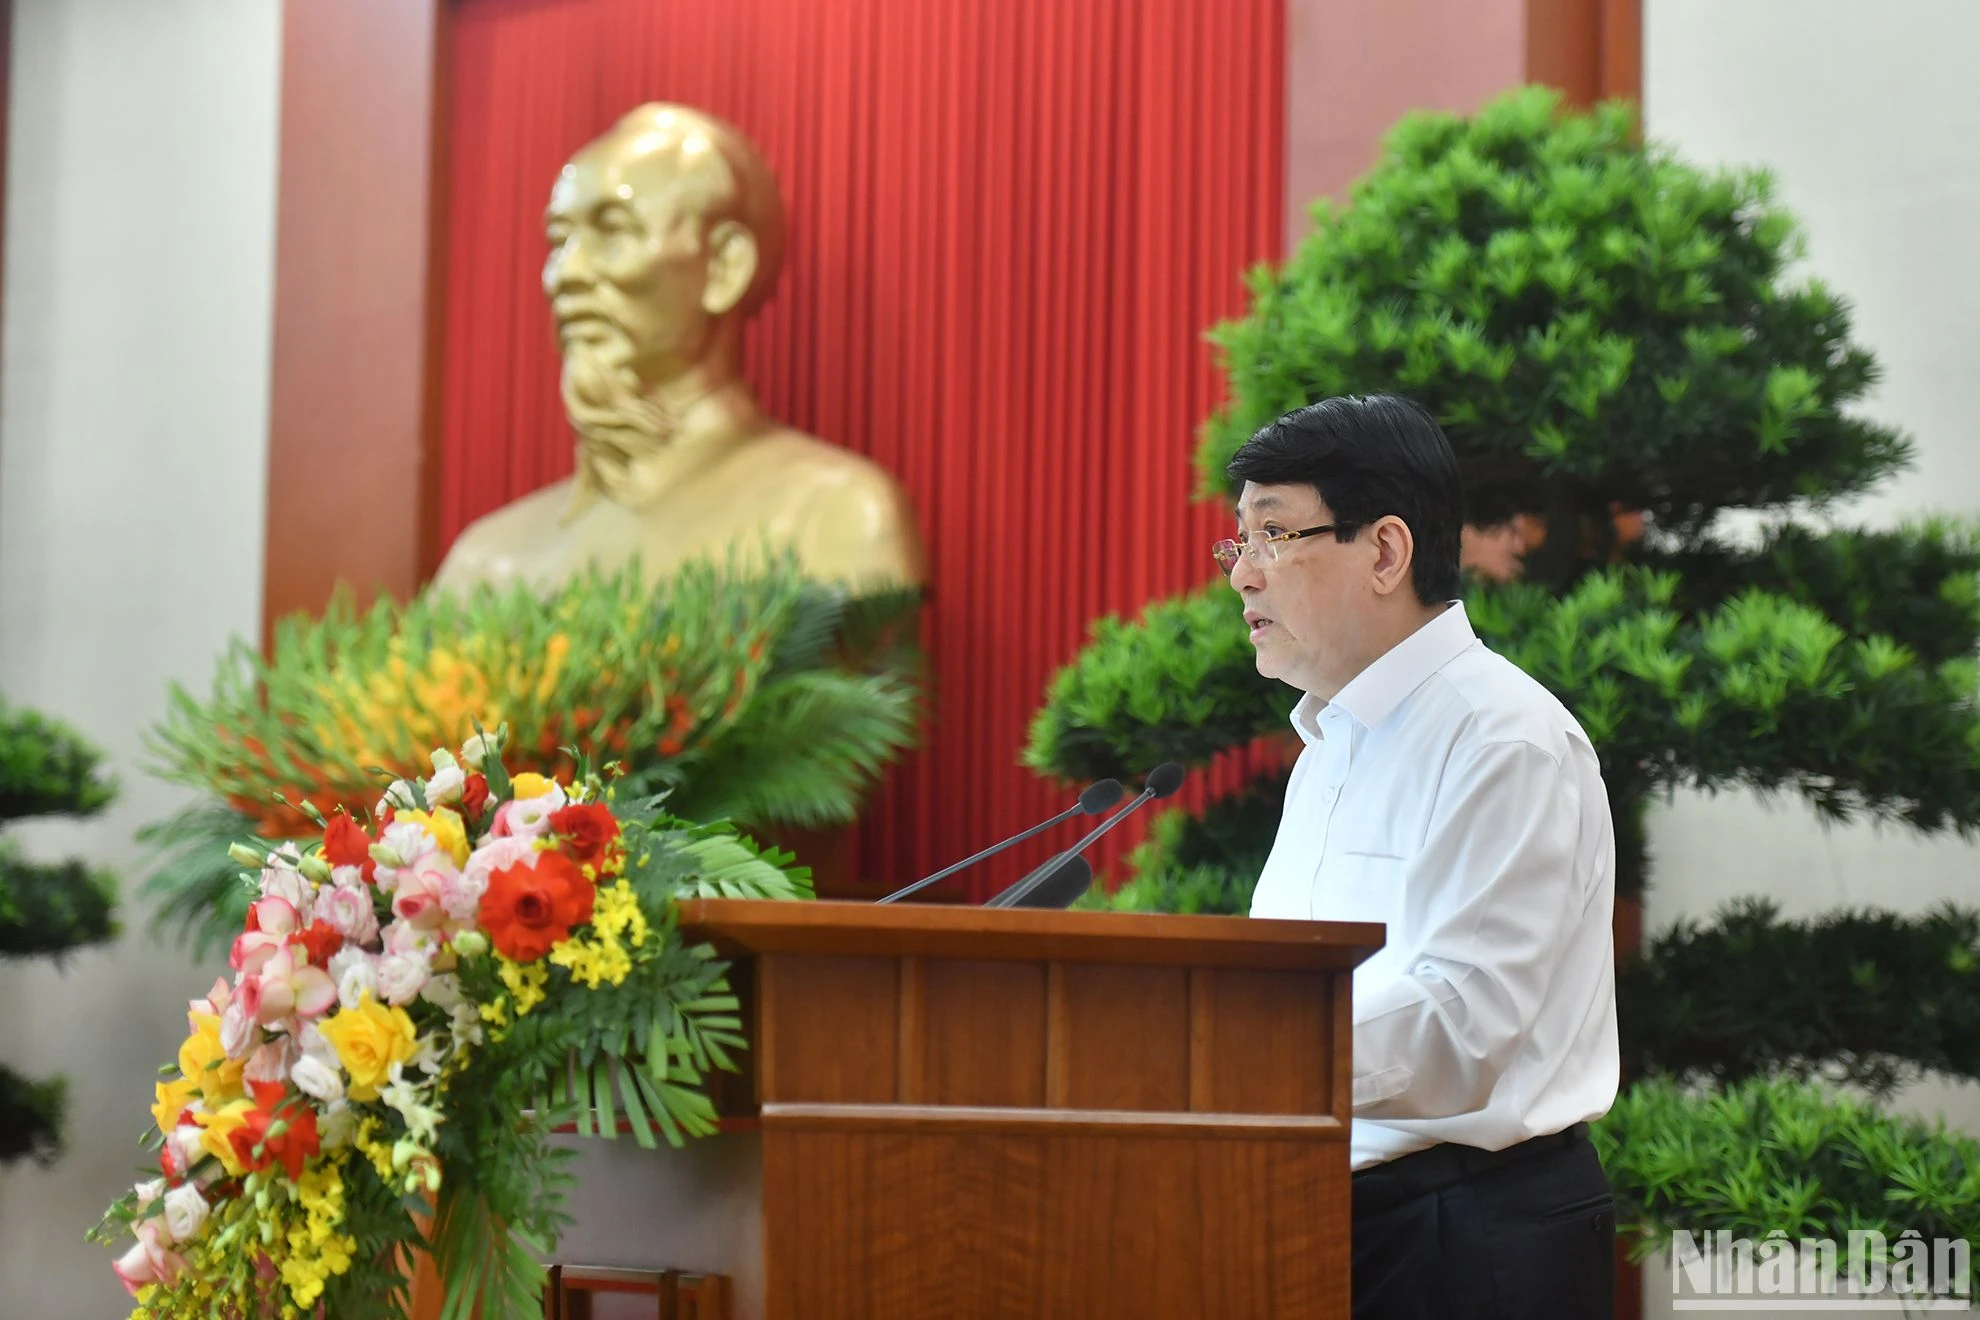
<box><xmin>1323</xmin><ymin>786</ymin><xmax>1339</xmax><ymax>801</ymax></box>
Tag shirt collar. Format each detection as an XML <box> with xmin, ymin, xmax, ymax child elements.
<box><xmin>1290</xmin><ymin>601</ymin><xmax>1476</xmax><ymax>743</ymax></box>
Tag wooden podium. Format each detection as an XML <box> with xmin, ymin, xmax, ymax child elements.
<box><xmin>415</xmin><ymin>898</ymin><xmax>1383</xmax><ymax>1319</ymax></box>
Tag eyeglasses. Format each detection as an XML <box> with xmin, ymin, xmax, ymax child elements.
<box><xmin>1211</xmin><ymin>524</ymin><xmax>1346</xmax><ymax>576</ymax></box>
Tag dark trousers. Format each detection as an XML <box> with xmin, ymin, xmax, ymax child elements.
<box><xmin>1350</xmin><ymin>1123</ymin><xmax>1615</xmax><ymax>1319</ymax></box>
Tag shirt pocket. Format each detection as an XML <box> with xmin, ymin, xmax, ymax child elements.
<box><xmin>1316</xmin><ymin>847</ymin><xmax>1405</xmax><ymax>926</ymax></box>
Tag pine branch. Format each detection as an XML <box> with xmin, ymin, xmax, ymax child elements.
<box><xmin>0</xmin><ymin>700</ymin><xmax>115</xmax><ymax>823</ymax></box>
<box><xmin>1195</xmin><ymin>87</ymin><xmax>1910</xmax><ymax>533</ymax></box>
<box><xmin>0</xmin><ymin>841</ymin><xmax>118</xmax><ymax>959</ymax></box>
<box><xmin>1028</xmin><ymin>569</ymin><xmax>1980</xmax><ymax>842</ymax></box>
<box><xmin>1024</xmin><ymin>585</ymin><xmax>1289</xmax><ymax>783</ymax></box>
<box><xmin>1596</xmin><ymin>1075</ymin><xmax>1980</xmax><ymax>1264</ymax></box>
<box><xmin>1623</xmin><ymin>899</ymin><xmax>1980</xmax><ymax>1095</ymax></box>
<box><xmin>0</xmin><ymin>1063</ymin><xmax>66</xmax><ymax>1166</ymax></box>
<box><xmin>1636</xmin><ymin>520</ymin><xmax>1980</xmax><ymax>665</ymax></box>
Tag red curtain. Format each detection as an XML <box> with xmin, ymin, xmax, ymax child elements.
<box><xmin>437</xmin><ymin>0</ymin><xmax>1287</xmax><ymax>898</ymax></box>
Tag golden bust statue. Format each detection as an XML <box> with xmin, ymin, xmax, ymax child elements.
<box><xmin>433</xmin><ymin>104</ymin><xmax>926</xmax><ymax>595</ymax></box>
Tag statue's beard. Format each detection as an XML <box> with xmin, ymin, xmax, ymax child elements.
<box><xmin>561</xmin><ymin>328</ymin><xmax>678</xmax><ymax>509</ymax></box>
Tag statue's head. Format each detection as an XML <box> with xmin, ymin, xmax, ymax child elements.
<box><xmin>544</xmin><ymin>104</ymin><xmax>787</xmax><ymax>460</ymax></box>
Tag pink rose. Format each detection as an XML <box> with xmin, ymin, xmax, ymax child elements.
<box><xmin>257</xmin><ymin>863</ymin><xmax>312</xmax><ymax>918</ymax></box>
<box><xmin>189</xmin><ymin>977</ymin><xmax>231</xmax><ymax>1023</ymax></box>
<box><xmin>464</xmin><ymin>835</ymin><xmax>533</xmax><ymax>884</ymax></box>
<box><xmin>230</xmin><ymin>897</ymin><xmax>300</xmax><ymax>975</ymax></box>
<box><xmin>219</xmin><ymin>991</ymin><xmax>258</xmax><ymax>1060</ymax></box>
<box><xmin>391</xmin><ymin>855</ymin><xmax>458</xmax><ymax>932</ymax></box>
<box><xmin>242</xmin><ymin>945</ymin><xmax>338</xmax><ymax>1026</ymax></box>
<box><xmin>244</xmin><ymin>1036</ymin><xmax>298</xmax><ymax>1086</ymax></box>
<box><xmin>112</xmin><ymin>1219</ymin><xmax>185</xmax><ymax>1296</ymax></box>
<box><xmin>384</xmin><ymin>920</ymin><xmax>437</xmax><ymax>959</ymax></box>
<box><xmin>317</xmin><ymin>880</ymin><xmax>379</xmax><ymax>948</ymax></box>
<box><xmin>439</xmin><ymin>866</ymin><xmax>489</xmax><ymax>924</ymax></box>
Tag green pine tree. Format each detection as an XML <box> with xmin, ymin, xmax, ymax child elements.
<box><xmin>1026</xmin><ymin>87</ymin><xmax>1980</xmax><ymax>1256</ymax></box>
<box><xmin>1</xmin><ymin>699</ymin><xmax>120</xmax><ymax>1165</ymax></box>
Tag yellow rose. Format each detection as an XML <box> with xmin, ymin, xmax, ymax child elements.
<box><xmin>509</xmin><ymin>773</ymin><xmax>559</xmax><ymax>800</ymax></box>
<box><xmin>397</xmin><ymin>807</ymin><xmax>469</xmax><ymax>867</ymax></box>
<box><xmin>151</xmin><ymin>1076</ymin><xmax>199</xmax><ymax>1134</ymax></box>
<box><xmin>318</xmin><ymin>994</ymin><xmax>418</xmax><ymax>1101</ymax></box>
<box><xmin>178</xmin><ymin>1012</ymin><xmax>245</xmax><ymax>1106</ymax></box>
<box><xmin>196</xmin><ymin>1097</ymin><xmax>257</xmax><ymax>1176</ymax></box>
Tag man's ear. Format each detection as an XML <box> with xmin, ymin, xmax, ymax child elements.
<box><xmin>1369</xmin><ymin>516</ymin><xmax>1416</xmax><ymax>597</ymax></box>
<box><xmin>702</xmin><ymin>221</ymin><xmax>760</xmax><ymax>316</ymax></box>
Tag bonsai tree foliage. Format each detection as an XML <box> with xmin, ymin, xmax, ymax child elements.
<box><xmin>1028</xmin><ymin>87</ymin><xmax>1980</xmax><ymax>1264</ymax></box>
<box><xmin>0</xmin><ymin>699</ymin><xmax>119</xmax><ymax>1165</ymax></box>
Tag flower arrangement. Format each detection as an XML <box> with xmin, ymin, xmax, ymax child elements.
<box><xmin>137</xmin><ymin>556</ymin><xmax>919</xmax><ymax>956</ymax></box>
<box><xmin>92</xmin><ymin>726</ymin><xmax>809</xmax><ymax>1319</ymax></box>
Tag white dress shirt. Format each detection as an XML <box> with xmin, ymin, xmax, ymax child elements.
<box><xmin>1248</xmin><ymin>601</ymin><xmax>1619</xmax><ymax>1171</ymax></box>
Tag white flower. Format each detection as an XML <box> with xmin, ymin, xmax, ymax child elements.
<box><xmin>460</xmin><ymin>733</ymin><xmax>492</xmax><ymax>769</ymax></box>
<box><xmin>449</xmin><ymin>1002</ymin><xmax>485</xmax><ymax>1052</ymax></box>
<box><xmin>328</xmin><ymin>864</ymin><xmax>364</xmax><ymax>890</ymax></box>
<box><xmin>381</xmin><ymin>1066</ymin><xmax>442</xmax><ymax>1146</ymax></box>
<box><xmin>381</xmin><ymin>779</ymin><xmax>420</xmax><ymax>811</ymax></box>
<box><xmin>257</xmin><ymin>864</ymin><xmax>312</xmax><ymax>919</ymax></box>
<box><xmin>430</xmin><ymin>748</ymin><xmax>460</xmax><ymax>773</ymax></box>
<box><xmin>330</xmin><ymin>948</ymin><xmax>378</xmax><ymax>1010</ymax></box>
<box><xmin>296</xmin><ymin>1020</ymin><xmax>335</xmax><ymax>1063</ymax></box>
<box><xmin>375</xmin><ymin>951</ymin><xmax>430</xmax><ymax>1006</ymax></box>
<box><xmin>425</xmin><ymin>765</ymin><xmax>466</xmax><ymax>806</ymax></box>
<box><xmin>408</xmin><ymin>1033</ymin><xmax>447</xmax><ymax>1077</ymax></box>
<box><xmin>291</xmin><ymin>1052</ymin><xmax>345</xmax><ymax>1104</ymax></box>
<box><xmin>318</xmin><ymin>1100</ymin><xmax>355</xmax><ymax>1152</ymax></box>
<box><xmin>380</xmin><ymin>821</ymin><xmax>438</xmax><ymax>867</ymax></box>
<box><xmin>134</xmin><ymin>1178</ymin><xmax>166</xmax><ymax>1211</ymax></box>
<box><xmin>499</xmin><ymin>796</ymin><xmax>558</xmax><ymax>839</ymax></box>
<box><xmin>161</xmin><ymin>1185</ymin><xmax>209</xmax><ymax>1243</ymax></box>
<box><xmin>419</xmin><ymin>973</ymin><xmax>465</xmax><ymax>1011</ymax></box>
<box><xmin>165</xmin><ymin>1126</ymin><xmax>206</xmax><ymax>1181</ymax></box>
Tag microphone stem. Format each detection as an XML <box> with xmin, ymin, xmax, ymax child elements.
<box><xmin>986</xmin><ymin>788</ymin><xmax>1155</xmax><ymax>908</ymax></box>
<box><xmin>875</xmin><ymin>802</ymin><xmax>1082</xmax><ymax>904</ymax></box>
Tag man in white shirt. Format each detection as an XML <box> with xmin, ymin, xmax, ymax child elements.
<box><xmin>1220</xmin><ymin>394</ymin><xmax>1619</xmax><ymax>1318</ymax></box>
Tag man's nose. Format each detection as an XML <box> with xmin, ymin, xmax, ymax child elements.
<box><xmin>1227</xmin><ymin>552</ymin><xmax>1263</xmax><ymax>592</ymax></box>
<box><xmin>547</xmin><ymin>236</ymin><xmax>597</xmax><ymax>291</ymax></box>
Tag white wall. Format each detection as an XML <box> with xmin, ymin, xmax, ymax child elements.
<box><xmin>1641</xmin><ymin>2</ymin><xmax>1980</xmax><ymax>1316</ymax></box>
<box><xmin>0</xmin><ymin>0</ymin><xmax>280</xmax><ymax>1313</ymax></box>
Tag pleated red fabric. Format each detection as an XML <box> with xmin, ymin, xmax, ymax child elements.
<box><xmin>437</xmin><ymin>0</ymin><xmax>1287</xmax><ymax>898</ymax></box>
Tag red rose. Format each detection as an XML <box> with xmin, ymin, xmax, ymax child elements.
<box><xmin>230</xmin><ymin>1082</ymin><xmax>320</xmax><ymax>1182</ymax></box>
<box><xmin>322</xmin><ymin>814</ymin><xmax>371</xmax><ymax>868</ymax></box>
<box><xmin>286</xmin><ymin>919</ymin><xmax>344</xmax><ymax>968</ymax></box>
<box><xmin>322</xmin><ymin>812</ymin><xmax>378</xmax><ymax>884</ymax></box>
<box><xmin>480</xmin><ymin>852</ymin><xmax>595</xmax><ymax>962</ymax></box>
<box><xmin>548</xmin><ymin>802</ymin><xmax>620</xmax><ymax>869</ymax></box>
<box><xmin>461</xmin><ymin>773</ymin><xmax>491</xmax><ymax>820</ymax></box>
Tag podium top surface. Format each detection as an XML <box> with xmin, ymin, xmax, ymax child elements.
<box><xmin>676</xmin><ymin>898</ymin><xmax>1384</xmax><ymax>972</ymax></box>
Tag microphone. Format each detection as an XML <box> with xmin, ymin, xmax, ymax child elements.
<box><xmin>874</xmin><ymin>778</ymin><xmax>1125</xmax><ymax>904</ymax></box>
<box><xmin>984</xmin><ymin>762</ymin><xmax>1186</xmax><ymax>909</ymax></box>
<box><xmin>996</xmin><ymin>854</ymin><xmax>1093</xmax><ymax>910</ymax></box>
